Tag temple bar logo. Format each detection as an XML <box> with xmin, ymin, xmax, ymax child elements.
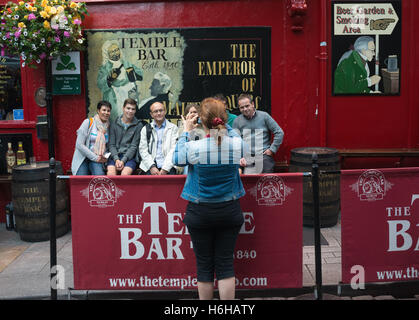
<box><xmin>251</xmin><ymin>175</ymin><xmax>293</xmax><ymax>206</ymax></box>
<box><xmin>351</xmin><ymin>169</ymin><xmax>394</xmax><ymax>201</ymax></box>
<box><xmin>81</xmin><ymin>177</ymin><xmax>125</xmax><ymax>208</ymax></box>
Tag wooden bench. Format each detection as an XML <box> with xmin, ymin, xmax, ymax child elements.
<box><xmin>338</xmin><ymin>148</ymin><xmax>419</xmax><ymax>168</ymax></box>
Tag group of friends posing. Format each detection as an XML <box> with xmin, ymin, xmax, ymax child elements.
<box><xmin>71</xmin><ymin>93</ymin><xmax>284</xmax><ymax>176</ymax></box>
<box><xmin>71</xmin><ymin>94</ymin><xmax>284</xmax><ymax>300</ymax></box>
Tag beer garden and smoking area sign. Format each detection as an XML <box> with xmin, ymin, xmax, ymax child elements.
<box><xmin>332</xmin><ymin>1</ymin><xmax>401</xmax><ymax>95</ymax></box>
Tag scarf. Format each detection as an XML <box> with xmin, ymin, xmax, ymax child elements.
<box><xmin>93</xmin><ymin>114</ymin><xmax>109</xmax><ymax>156</ymax></box>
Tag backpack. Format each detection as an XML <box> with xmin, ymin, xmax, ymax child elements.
<box><xmin>141</xmin><ymin>120</ymin><xmax>153</xmax><ymax>144</ymax></box>
<box><xmin>136</xmin><ymin>120</ymin><xmax>153</xmax><ymax>164</ymax></box>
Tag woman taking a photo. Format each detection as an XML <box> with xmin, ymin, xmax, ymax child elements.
<box><xmin>173</xmin><ymin>97</ymin><xmax>247</xmax><ymax>300</ymax></box>
<box><xmin>71</xmin><ymin>101</ymin><xmax>112</xmax><ymax>175</ymax></box>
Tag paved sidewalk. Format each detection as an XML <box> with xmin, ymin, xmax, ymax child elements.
<box><xmin>0</xmin><ymin>219</ymin><xmax>418</xmax><ymax>300</ymax></box>
<box><xmin>0</xmin><ymin>223</ymin><xmax>73</xmax><ymax>299</ymax></box>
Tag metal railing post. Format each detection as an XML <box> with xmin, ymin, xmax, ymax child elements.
<box><xmin>312</xmin><ymin>153</ymin><xmax>323</xmax><ymax>300</ymax></box>
<box><xmin>49</xmin><ymin>158</ymin><xmax>57</xmax><ymax>300</ymax></box>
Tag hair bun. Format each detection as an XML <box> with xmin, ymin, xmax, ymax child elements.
<box><xmin>211</xmin><ymin>117</ymin><xmax>224</xmax><ymax>127</ymax></box>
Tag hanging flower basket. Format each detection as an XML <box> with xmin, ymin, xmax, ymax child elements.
<box><xmin>0</xmin><ymin>0</ymin><xmax>88</xmax><ymax>68</ymax></box>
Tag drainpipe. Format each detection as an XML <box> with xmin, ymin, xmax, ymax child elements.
<box><xmin>317</xmin><ymin>0</ymin><xmax>328</xmax><ymax>147</ymax></box>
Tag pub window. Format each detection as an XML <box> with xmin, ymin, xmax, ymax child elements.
<box><xmin>0</xmin><ymin>55</ymin><xmax>22</xmax><ymax>120</ymax></box>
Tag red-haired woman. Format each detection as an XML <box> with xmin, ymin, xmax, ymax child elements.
<box><xmin>173</xmin><ymin>97</ymin><xmax>247</xmax><ymax>300</ymax></box>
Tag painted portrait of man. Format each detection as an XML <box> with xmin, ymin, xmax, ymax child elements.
<box><xmin>135</xmin><ymin>72</ymin><xmax>172</xmax><ymax>120</ymax></box>
<box><xmin>97</xmin><ymin>40</ymin><xmax>143</xmax><ymax>120</ymax></box>
<box><xmin>334</xmin><ymin>36</ymin><xmax>381</xmax><ymax>94</ymax></box>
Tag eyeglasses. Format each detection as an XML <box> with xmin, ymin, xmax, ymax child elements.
<box><xmin>151</xmin><ymin>109</ymin><xmax>165</xmax><ymax>114</ymax></box>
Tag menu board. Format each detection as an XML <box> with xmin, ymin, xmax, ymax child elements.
<box><xmin>0</xmin><ymin>56</ymin><xmax>22</xmax><ymax>120</ymax></box>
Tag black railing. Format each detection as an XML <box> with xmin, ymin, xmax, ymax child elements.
<box><xmin>51</xmin><ymin>156</ymin><xmax>418</xmax><ymax>300</ymax></box>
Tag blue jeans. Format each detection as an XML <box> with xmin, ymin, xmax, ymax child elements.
<box><xmin>76</xmin><ymin>158</ymin><xmax>105</xmax><ymax>175</ymax></box>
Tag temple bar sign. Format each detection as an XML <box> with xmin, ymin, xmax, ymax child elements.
<box><xmin>85</xmin><ymin>27</ymin><xmax>271</xmax><ymax>123</ymax></box>
<box><xmin>332</xmin><ymin>1</ymin><xmax>401</xmax><ymax>96</ymax></box>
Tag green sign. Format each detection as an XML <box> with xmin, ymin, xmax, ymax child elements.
<box><xmin>52</xmin><ymin>51</ymin><xmax>81</xmax><ymax>95</ymax></box>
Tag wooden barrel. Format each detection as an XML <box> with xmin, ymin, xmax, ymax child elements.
<box><xmin>11</xmin><ymin>161</ymin><xmax>69</xmax><ymax>242</ymax></box>
<box><xmin>289</xmin><ymin>147</ymin><xmax>340</xmax><ymax>228</ymax></box>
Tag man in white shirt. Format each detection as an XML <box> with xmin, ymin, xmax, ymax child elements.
<box><xmin>138</xmin><ymin>102</ymin><xmax>178</xmax><ymax>175</ymax></box>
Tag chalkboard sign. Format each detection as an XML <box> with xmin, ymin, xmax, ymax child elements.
<box><xmin>0</xmin><ymin>56</ymin><xmax>22</xmax><ymax>120</ymax></box>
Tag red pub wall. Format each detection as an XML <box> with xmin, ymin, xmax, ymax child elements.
<box><xmin>0</xmin><ymin>0</ymin><xmax>418</xmax><ymax>172</ymax></box>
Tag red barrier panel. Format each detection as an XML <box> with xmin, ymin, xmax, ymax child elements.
<box><xmin>70</xmin><ymin>174</ymin><xmax>303</xmax><ymax>290</ymax></box>
<box><xmin>341</xmin><ymin>167</ymin><xmax>419</xmax><ymax>284</ymax></box>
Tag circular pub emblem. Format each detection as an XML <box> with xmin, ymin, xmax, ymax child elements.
<box><xmin>357</xmin><ymin>169</ymin><xmax>386</xmax><ymax>201</ymax></box>
<box><xmin>256</xmin><ymin>175</ymin><xmax>286</xmax><ymax>206</ymax></box>
<box><xmin>88</xmin><ymin>177</ymin><xmax>117</xmax><ymax>207</ymax></box>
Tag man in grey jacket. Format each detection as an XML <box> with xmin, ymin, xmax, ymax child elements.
<box><xmin>233</xmin><ymin>93</ymin><xmax>284</xmax><ymax>174</ymax></box>
<box><xmin>107</xmin><ymin>98</ymin><xmax>143</xmax><ymax>175</ymax></box>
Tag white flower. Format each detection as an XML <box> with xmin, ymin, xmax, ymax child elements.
<box><xmin>41</xmin><ymin>38</ymin><xmax>45</xmax><ymax>43</ymax></box>
<box><xmin>14</xmin><ymin>15</ymin><xmax>19</xmax><ymax>19</ymax></box>
<box><xmin>23</xmin><ymin>31</ymin><xmax>28</xmax><ymax>36</ymax></box>
<box><xmin>21</xmin><ymin>62</ymin><xmax>25</xmax><ymax>67</ymax></box>
<box><xmin>77</xmin><ymin>39</ymin><xmax>83</xmax><ymax>44</ymax></box>
<box><xmin>2</xmin><ymin>36</ymin><xmax>6</xmax><ymax>40</ymax></box>
<box><xmin>36</xmin><ymin>59</ymin><xmax>41</xmax><ymax>64</ymax></box>
<box><xmin>32</xmin><ymin>44</ymin><xmax>36</xmax><ymax>50</ymax></box>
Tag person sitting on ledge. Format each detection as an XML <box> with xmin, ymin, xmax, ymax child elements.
<box><xmin>71</xmin><ymin>101</ymin><xmax>112</xmax><ymax>175</ymax></box>
<box><xmin>107</xmin><ymin>98</ymin><xmax>143</xmax><ymax>176</ymax></box>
